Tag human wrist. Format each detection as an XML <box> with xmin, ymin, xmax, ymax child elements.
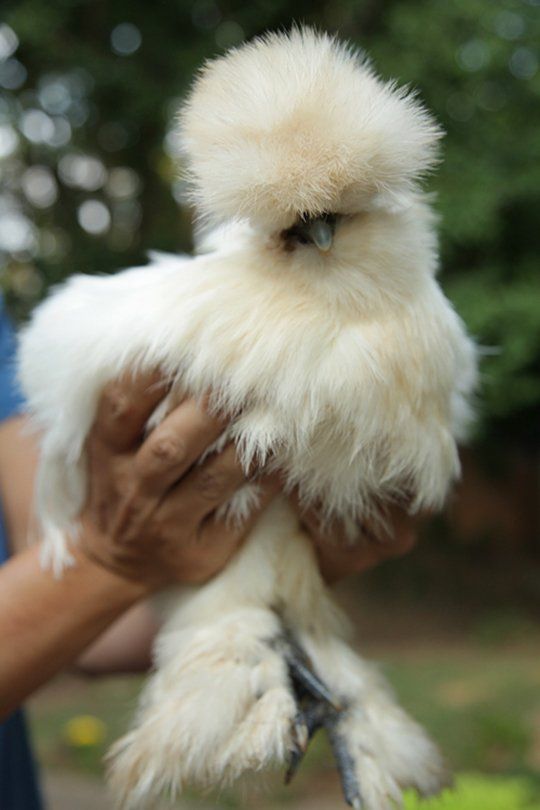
<box><xmin>71</xmin><ymin>543</ymin><xmax>152</xmax><ymax>605</ymax></box>
<box><xmin>76</xmin><ymin>511</ymin><xmax>172</xmax><ymax>597</ymax></box>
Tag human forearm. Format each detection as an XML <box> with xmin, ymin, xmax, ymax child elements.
<box><xmin>0</xmin><ymin>543</ymin><xmax>145</xmax><ymax>717</ymax></box>
<box><xmin>76</xmin><ymin>601</ymin><xmax>159</xmax><ymax>675</ymax></box>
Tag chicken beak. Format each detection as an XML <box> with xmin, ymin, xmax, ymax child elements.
<box><xmin>285</xmin><ymin>214</ymin><xmax>336</xmax><ymax>252</ymax></box>
<box><xmin>306</xmin><ymin>217</ymin><xmax>334</xmax><ymax>252</ymax></box>
<box><xmin>305</xmin><ymin>217</ymin><xmax>334</xmax><ymax>253</ymax></box>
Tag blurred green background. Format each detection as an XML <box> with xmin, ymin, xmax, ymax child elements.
<box><xmin>1</xmin><ymin>0</ymin><xmax>539</xmax><ymax>807</ymax></box>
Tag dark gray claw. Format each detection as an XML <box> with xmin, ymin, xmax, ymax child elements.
<box><xmin>287</xmin><ymin>654</ymin><xmax>342</xmax><ymax>710</ymax></box>
<box><xmin>293</xmin><ymin>713</ymin><xmax>309</xmax><ymax>753</ymax></box>
<box><xmin>285</xmin><ymin>699</ymin><xmax>330</xmax><ymax>784</ymax></box>
<box><xmin>325</xmin><ymin>715</ymin><xmax>363</xmax><ymax>809</ymax></box>
<box><xmin>279</xmin><ymin>635</ymin><xmax>342</xmax><ymax>711</ymax></box>
<box><xmin>285</xmin><ymin>742</ymin><xmax>305</xmax><ymax>785</ymax></box>
<box><xmin>277</xmin><ymin>632</ymin><xmax>361</xmax><ymax>808</ymax></box>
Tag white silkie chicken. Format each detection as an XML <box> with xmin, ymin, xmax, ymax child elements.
<box><xmin>18</xmin><ymin>28</ymin><xmax>477</xmax><ymax>810</ymax></box>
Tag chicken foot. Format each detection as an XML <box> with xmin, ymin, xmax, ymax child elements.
<box><xmin>279</xmin><ymin>634</ymin><xmax>364</xmax><ymax>809</ymax></box>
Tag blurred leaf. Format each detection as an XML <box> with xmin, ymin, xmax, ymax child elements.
<box><xmin>405</xmin><ymin>772</ymin><xmax>540</xmax><ymax>809</ymax></box>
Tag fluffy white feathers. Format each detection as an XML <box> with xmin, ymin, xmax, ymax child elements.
<box><xmin>20</xmin><ymin>203</ymin><xmax>475</xmax><ymax>564</ymax></box>
<box><xmin>180</xmin><ymin>28</ymin><xmax>442</xmax><ymax>230</ymax></box>
<box><xmin>18</xmin><ymin>27</ymin><xmax>476</xmax><ymax>808</ymax></box>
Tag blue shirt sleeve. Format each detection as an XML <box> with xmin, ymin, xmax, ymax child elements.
<box><xmin>0</xmin><ymin>299</ymin><xmax>25</xmax><ymax>424</ymax></box>
<box><xmin>0</xmin><ymin>301</ymin><xmax>42</xmax><ymax>807</ymax></box>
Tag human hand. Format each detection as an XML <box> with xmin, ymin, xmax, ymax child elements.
<box><xmin>297</xmin><ymin>504</ymin><xmax>419</xmax><ymax>583</ymax></box>
<box><xmin>79</xmin><ymin>371</ymin><xmax>278</xmax><ymax>592</ymax></box>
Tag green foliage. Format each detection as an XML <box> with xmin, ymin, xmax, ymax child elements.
<box><xmin>1</xmin><ymin>0</ymin><xmax>538</xmax><ymax>441</ymax></box>
<box><xmin>382</xmin><ymin>645</ymin><xmax>540</xmax><ymax>776</ymax></box>
<box><xmin>404</xmin><ymin>773</ymin><xmax>540</xmax><ymax>810</ymax></box>
<box><xmin>471</xmin><ymin>607</ymin><xmax>539</xmax><ymax>646</ymax></box>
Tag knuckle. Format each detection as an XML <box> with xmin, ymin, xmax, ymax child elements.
<box><xmin>195</xmin><ymin>469</ymin><xmax>229</xmax><ymax>501</ymax></box>
<box><xmin>101</xmin><ymin>386</ymin><xmax>134</xmax><ymax>425</ymax></box>
<box><xmin>148</xmin><ymin>434</ymin><xmax>186</xmax><ymax>467</ymax></box>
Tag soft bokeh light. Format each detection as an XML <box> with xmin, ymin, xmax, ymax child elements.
<box><xmin>0</xmin><ymin>123</ymin><xmax>18</xmax><ymax>158</ymax></box>
<box><xmin>38</xmin><ymin>76</ymin><xmax>72</xmax><ymax>115</ymax></box>
<box><xmin>63</xmin><ymin>715</ymin><xmax>107</xmax><ymax>748</ymax></box>
<box><xmin>0</xmin><ymin>58</ymin><xmax>26</xmax><ymax>90</ymax></box>
<box><xmin>21</xmin><ymin>165</ymin><xmax>58</xmax><ymax>208</ymax></box>
<box><xmin>66</xmin><ymin>98</ymin><xmax>90</xmax><ymax>128</ymax></box>
<box><xmin>171</xmin><ymin>178</ymin><xmax>188</xmax><ymax>205</ymax></box>
<box><xmin>110</xmin><ymin>23</ymin><xmax>142</xmax><ymax>56</ymax></box>
<box><xmin>509</xmin><ymin>47</ymin><xmax>538</xmax><ymax>79</ymax></box>
<box><xmin>0</xmin><ymin>24</ymin><xmax>18</xmax><ymax>61</ymax></box>
<box><xmin>77</xmin><ymin>199</ymin><xmax>111</xmax><ymax>235</ymax></box>
<box><xmin>106</xmin><ymin>166</ymin><xmax>140</xmax><ymax>200</ymax></box>
<box><xmin>19</xmin><ymin>109</ymin><xmax>55</xmax><ymax>144</ymax></box>
<box><xmin>163</xmin><ymin>127</ymin><xmax>183</xmax><ymax>159</ymax></box>
<box><xmin>494</xmin><ymin>10</ymin><xmax>526</xmax><ymax>40</ymax></box>
<box><xmin>457</xmin><ymin>39</ymin><xmax>490</xmax><ymax>72</ymax></box>
<box><xmin>48</xmin><ymin>116</ymin><xmax>72</xmax><ymax>147</ymax></box>
<box><xmin>0</xmin><ymin>210</ymin><xmax>37</xmax><ymax>253</ymax></box>
<box><xmin>58</xmin><ymin>153</ymin><xmax>107</xmax><ymax>191</ymax></box>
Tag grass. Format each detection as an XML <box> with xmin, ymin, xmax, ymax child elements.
<box><xmin>404</xmin><ymin>774</ymin><xmax>540</xmax><ymax>809</ymax></box>
<box><xmin>381</xmin><ymin>646</ymin><xmax>540</xmax><ymax>775</ymax></box>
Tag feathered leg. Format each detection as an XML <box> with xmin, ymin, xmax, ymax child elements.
<box><xmin>281</xmin><ymin>577</ymin><xmax>451</xmax><ymax>808</ymax></box>
<box><xmin>107</xmin><ymin>497</ymin><xmax>449</xmax><ymax>809</ymax></box>
<box><xmin>107</xmin><ymin>498</ymin><xmax>301</xmax><ymax>807</ymax></box>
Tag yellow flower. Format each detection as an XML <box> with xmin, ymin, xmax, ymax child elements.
<box><xmin>63</xmin><ymin>715</ymin><xmax>106</xmax><ymax>748</ymax></box>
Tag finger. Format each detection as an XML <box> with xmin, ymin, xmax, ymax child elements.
<box><xmin>134</xmin><ymin>398</ymin><xmax>226</xmax><ymax>496</ymax></box>
<box><xmin>167</xmin><ymin>443</ymin><xmax>248</xmax><ymax>520</ymax></box>
<box><xmin>379</xmin><ymin>522</ymin><xmax>417</xmax><ymax>559</ymax></box>
<box><xmin>366</xmin><ymin>504</ymin><xmax>420</xmax><ymax>550</ymax></box>
<box><xmin>316</xmin><ymin>521</ymin><xmax>418</xmax><ymax>583</ymax></box>
<box><xmin>92</xmin><ymin>369</ymin><xmax>169</xmax><ymax>451</ymax></box>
